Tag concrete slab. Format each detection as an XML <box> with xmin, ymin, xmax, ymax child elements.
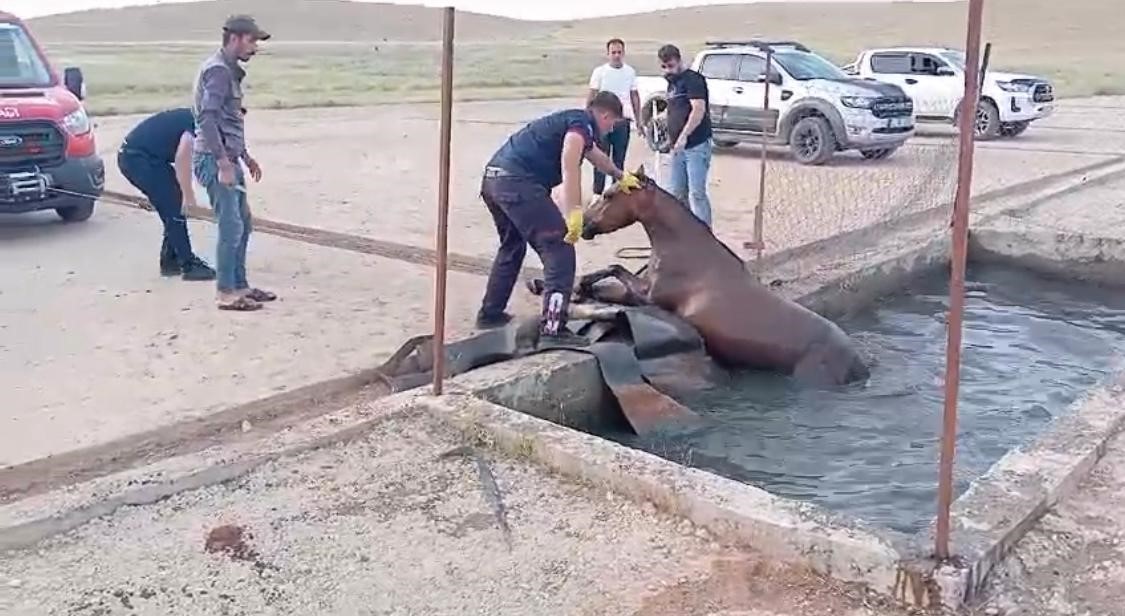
<box><xmin>0</xmin><ymin>393</ymin><xmax>907</xmax><ymax>616</ymax></box>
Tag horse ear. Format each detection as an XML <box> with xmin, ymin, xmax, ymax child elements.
<box><xmin>634</xmin><ymin>164</ymin><xmax>646</xmax><ymax>179</ymax></box>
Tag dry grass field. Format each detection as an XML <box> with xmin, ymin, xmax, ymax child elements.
<box><xmin>27</xmin><ymin>0</ymin><xmax>1123</xmax><ymax>115</ymax></box>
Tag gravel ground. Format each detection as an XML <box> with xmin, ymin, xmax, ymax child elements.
<box><xmin>0</xmin><ymin>408</ymin><xmax>909</xmax><ymax>616</ymax></box>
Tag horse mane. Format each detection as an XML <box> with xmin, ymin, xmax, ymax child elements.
<box><xmin>643</xmin><ymin>178</ymin><xmax>748</xmax><ymax>268</ymax></box>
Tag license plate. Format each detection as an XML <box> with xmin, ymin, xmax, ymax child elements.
<box><xmin>887</xmin><ymin>116</ymin><xmax>912</xmax><ymax>129</ymax></box>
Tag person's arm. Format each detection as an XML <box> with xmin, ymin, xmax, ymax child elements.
<box><xmin>173</xmin><ymin>131</ymin><xmax>197</xmax><ymax>209</ymax></box>
<box><xmin>674</xmin><ymin>74</ymin><xmax>709</xmax><ymax>150</ymax></box>
<box><xmin>586</xmin><ymin>66</ymin><xmax>601</xmax><ymax>106</ymax></box>
<box><xmin>560</xmin><ymin>131</ymin><xmax>587</xmax><ymax>213</ymax></box>
<box><xmin>196</xmin><ymin>66</ymin><xmax>230</xmax><ymax>160</ymax></box>
<box><xmin>584</xmin><ymin>146</ymin><xmax>623</xmax><ymax>180</ymax></box>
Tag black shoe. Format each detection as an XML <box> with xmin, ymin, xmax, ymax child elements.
<box><xmin>159</xmin><ymin>239</ymin><xmax>179</xmax><ymax>276</ymax></box>
<box><xmin>181</xmin><ymin>258</ymin><xmax>217</xmax><ymax>281</ymax></box>
<box><xmin>160</xmin><ymin>259</ymin><xmax>181</xmax><ymax>277</ymax></box>
<box><xmin>475</xmin><ymin>311</ymin><xmax>513</xmax><ymax>329</ymax></box>
<box><xmin>537</xmin><ymin>330</ymin><xmax>589</xmax><ymax>349</ymax></box>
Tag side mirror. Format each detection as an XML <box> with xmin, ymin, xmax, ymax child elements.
<box><xmin>757</xmin><ymin>72</ymin><xmax>782</xmax><ymax>86</ymax></box>
<box><xmin>935</xmin><ymin>66</ymin><xmax>956</xmax><ymax>77</ymax></box>
<box><xmin>63</xmin><ymin>67</ymin><xmax>85</xmax><ymax>100</ymax></box>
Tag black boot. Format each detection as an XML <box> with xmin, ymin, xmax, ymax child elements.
<box><xmin>159</xmin><ymin>239</ymin><xmax>181</xmax><ymax>276</ymax></box>
<box><xmin>181</xmin><ymin>256</ymin><xmax>217</xmax><ymax>281</ymax></box>
<box><xmin>475</xmin><ymin>310</ymin><xmax>513</xmax><ymax>329</ymax></box>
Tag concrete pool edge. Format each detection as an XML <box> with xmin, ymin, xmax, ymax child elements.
<box><xmin>888</xmin><ymin>227</ymin><xmax>1125</xmax><ymax>608</ymax></box>
<box><xmin>898</xmin><ymin>370</ymin><xmax>1125</xmax><ymax>608</ymax></box>
<box><xmin>417</xmin><ymin>391</ymin><xmax>911</xmax><ymax>592</ymax></box>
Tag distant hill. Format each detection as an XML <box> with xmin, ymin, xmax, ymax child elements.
<box><xmin>25</xmin><ymin>0</ymin><xmax>548</xmax><ymax>43</ymax></box>
<box><xmin>26</xmin><ymin>0</ymin><xmax>1122</xmax><ymax>98</ymax></box>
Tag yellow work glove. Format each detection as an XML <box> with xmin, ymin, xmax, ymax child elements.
<box><xmin>617</xmin><ymin>171</ymin><xmax>642</xmax><ymax>194</ymax></box>
<box><xmin>563</xmin><ymin>209</ymin><xmax>583</xmax><ymax>245</ymax></box>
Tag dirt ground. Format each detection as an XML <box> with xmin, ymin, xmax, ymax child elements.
<box><xmin>2</xmin><ymin>95</ymin><xmax>1125</xmax><ymax>614</ymax></box>
<box><xmin>3</xmin><ymin>95</ymin><xmax>1117</xmax><ymax>470</ymax></box>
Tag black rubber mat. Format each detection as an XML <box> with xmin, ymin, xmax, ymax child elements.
<box><xmin>375</xmin><ymin>306</ymin><xmax>712</xmax><ymax>434</ymax></box>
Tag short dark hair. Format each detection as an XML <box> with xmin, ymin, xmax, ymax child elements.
<box><xmin>606</xmin><ymin>38</ymin><xmax>625</xmax><ymax>51</ymax></box>
<box><xmin>657</xmin><ymin>44</ymin><xmax>682</xmax><ymax>63</ymax></box>
<box><xmin>588</xmin><ymin>90</ymin><xmax>623</xmax><ymax>117</ymax></box>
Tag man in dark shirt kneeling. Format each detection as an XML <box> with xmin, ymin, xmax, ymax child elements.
<box><xmin>118</xmin><ymin>107</ymin><xmax>216</xmax><ymax>280</ymax></box>
<box><xmin>658</xmin><ymin>44</ymin><xmax>714</xmax><ymax>228</ymax></box>
<box><xmin>476</xmin><ymin>91</ymin><xmax>641</xmax><ymax>344</ymax></box>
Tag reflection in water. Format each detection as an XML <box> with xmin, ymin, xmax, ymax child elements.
<box><xmin>612</xmin><ymin>264</ymin><xmax>1125</xmax><ymax>534</ymax></box>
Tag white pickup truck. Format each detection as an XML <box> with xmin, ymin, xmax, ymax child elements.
<box><xmin>635</xmin><ymin>40</ymin><xmax>915</xmax><ymax>165</ymax></box>
<box><xmin>843</xmin><ymin>47</ymin><xmax>1056</xmax><ymax>140</ymax></box>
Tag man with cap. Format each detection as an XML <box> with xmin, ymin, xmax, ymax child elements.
<box><xmin>476</xmin><ymin>91</ymin><xmax>642</xmax><ymax>345</ymax></box>
<box><xmin>118</xmin><ymin>106</ymin><xmax>216</xmax><ymax>281</ymax></box>
<box><xmin>191</xmin><ymin>15</ymin><xmax>273</xmax><ymax>312</ymax></box>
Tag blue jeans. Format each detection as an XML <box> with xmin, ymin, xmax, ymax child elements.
<box><xmin>193</xmin><ymin>152</ymin><xmax>251</xmax><ymax>293</ymax></box>
<box><xmin>593</xmin><ymin>120</ymin><xmax>631</xmax><ymax>195</ymax></box>
<box><xmin>668</xmin><ymin>139</ymin><xmax>713</xmax><ymax>228</ymax></box>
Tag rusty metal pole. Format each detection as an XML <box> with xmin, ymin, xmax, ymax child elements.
<box><xmin>752</xmin><ymin>50</ymin><xmax>773</xmax><ymax>269</ymax></box>
<box><xmin>935</xmin><ymin>0</ymin><xmax>985</xmax><ymax>561</ymax></box>
<box><xmin>431</xmin><ymin>6</ymin><xmax>455</xmax><ymax>396</ymax></box>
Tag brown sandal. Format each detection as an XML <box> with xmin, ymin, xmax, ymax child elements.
<box><xmin>218</xmin><ymin>296</ymin><xmax>262</xmax><ymax>311</ymax></box>
<box><xmin>245</xmin><ymin>288</ymin><xmax>277</xmax><ymax>302</ymax></box>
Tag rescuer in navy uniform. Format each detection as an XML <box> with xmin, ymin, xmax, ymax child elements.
<box><xmin>476</xmin><ymin>91</ymin><xmax>642</xmax><ymax>344</ymax></box>
<box><xmin>118</xmin><ymin>107</ymin><xmax>216</xmax><ymax>280</ymax></box>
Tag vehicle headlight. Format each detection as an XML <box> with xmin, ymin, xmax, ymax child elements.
<box><xmin>840</xmin><ymin>96</ymin><xmax>877</xmax><ymax>109</ymax></box>
<box><xmin>996</xmin><ymin>81</ymin><xmax>1031</xmax><ymax>93</ymax></box>
<box><xmin>62</xmin><ymin>107</ymin><xmax>91</xmax><ymax>136</ymax></box>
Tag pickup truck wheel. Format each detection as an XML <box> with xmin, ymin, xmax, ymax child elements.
<box><xmin>1000</xmin><ymin>121</ymin><xmax>1030</xmax><ymax>137</ymax></box>
<box><xmin>860</xmin><ymin>146</ymin><xmax>899</xmax><ymax>160</ymax></box>
<box><xmin>713</xmin><ymin>140</ymin><xmax>739</xmax><ymax>148</ymax></box>
<box><xmin>974</xmin><ymin>100</ymin><xmax>1002</xmax><ymax>140</ymax></box>
<box><xmin>56</xmin><ymin>199</ymin><xmax>96</xmax><ymax>223</ymax></box>
<box><xmin>789</xmin><ymin>116</ymin><xmax>836</xmax><ymax>166</ymax></box>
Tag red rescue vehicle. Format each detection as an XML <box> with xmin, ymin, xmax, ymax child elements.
<box><xmin>0</xmin><ymin>11</ymin><xmax>104</xmax><ymax>222</ymax></box>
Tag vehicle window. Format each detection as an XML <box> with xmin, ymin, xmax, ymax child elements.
<box><xmin>941</xmin><ymin>51</ymin><xmax>966</xmax><ymax>70</ymax></box>
<box><xmin>736</xmin><ymin>55</ymin><xmax>766</xmax><ymax>81</ymax></box>
<box><xmin>772</xmin><ymin>50</ymin><xmax>847</xmax><ymax>81</ymax></box>
<box><xmin>0</xmin><ymin>24</ymin><xmax>52</xmax><ymax>88</ymax></box>
<box><xmin>699</xmin><ymin>53</ymin><xmax>739</xmax><ymax>81</ymax></box>
<box><xmin>910</xmin><ymin>53</ymin><xmax>948</xmax><ymax>75</ymax></box>
<box><xmin>870</xmin><ymin>53</ymin><xmax>911</xmax><ymax>74</ymax></box>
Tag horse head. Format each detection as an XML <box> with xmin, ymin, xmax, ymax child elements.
<box><xmin>581</xmin><ymin>164</ymin><xmax>658</xmax><ymax>240</ymax></box>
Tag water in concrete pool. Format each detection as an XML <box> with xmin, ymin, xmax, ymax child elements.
<box><xmin>616</xmin><ymin>263</ymin><xmax>1125</xmax><ymax>534</ymax></box>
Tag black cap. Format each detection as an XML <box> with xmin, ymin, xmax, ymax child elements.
<box><xmin>223</xmin><ymin>14</ymin><xmax>271</xmax><ymax>41</ymax></box>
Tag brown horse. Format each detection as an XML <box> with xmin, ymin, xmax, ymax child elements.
<box><xmin>573</xmin><ymin>165</ymin><xmax>870</xmax><ymax>387</ymax></box>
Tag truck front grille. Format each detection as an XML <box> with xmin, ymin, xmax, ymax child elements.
<box><xmin>871</xmin><ymin>97</ymin><xmax>914</xmax><ymax>119</ymax></box>
<box><xmin>1032</xmin><ymin>83</ymin><xmax>1054</xmax><ymax>103</ymax></box>
<box><xmin>0</xmin><ymin>121</ymin><xmax>67</xmax><ymax>171</ymax></box>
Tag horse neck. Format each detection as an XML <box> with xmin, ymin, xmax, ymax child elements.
<box><xmin>637</xmin><ymin>192</ymin><xmax>715</xmax><ymax>258</ymax></box>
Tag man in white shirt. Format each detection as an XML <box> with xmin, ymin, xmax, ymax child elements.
<box><xmin>587</xmin><ymin>38</ymin><xmax>642</xmax><ymax>195</ymax></box>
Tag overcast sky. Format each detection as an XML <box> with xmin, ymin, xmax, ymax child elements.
<box><xmin>7</xmin><ymin>0</ymin><xmax>953</xmax><ymax>21</ymax></box>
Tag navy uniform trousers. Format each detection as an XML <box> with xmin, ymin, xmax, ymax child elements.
<box><xmin>117</xmin><ymin>147</ymin><xmax>195</xmax><ymax>266</ymax></box>
<box><xmin>479</xmin><ymin>168</ymin><xmax>576</xmax><ymax>335</ymax></box>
